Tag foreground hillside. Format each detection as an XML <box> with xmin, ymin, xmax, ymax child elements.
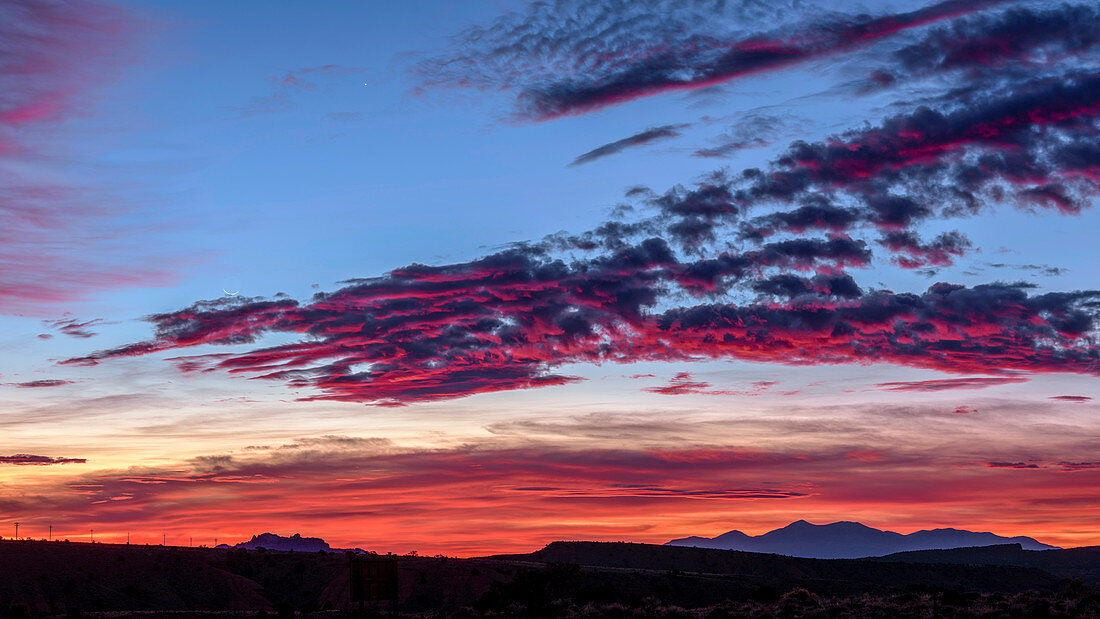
<box><xmin>491</xmin><ymin>541</ymin><xmax>1064</xmax><ymax>598</ymax></box>
<box><xmin>873</xmin><ymin>543</ymin><xmax>1100</xmax><ymax>582</ymax></box>
<box><xmin>0</xmin><ymin>540</ymin><xmax>509</xmax><ymax>615</ymax></box>
<box><xmin>2</xmin><ymin>539</ymin><xmax>1099</xmax><ymax>617</ymax></box>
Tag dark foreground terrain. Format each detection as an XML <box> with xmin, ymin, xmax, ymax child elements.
<box><xmin>1</xmin><ymin>539</ymin><xmax>1099</xmax><ymax>617</ymax></box>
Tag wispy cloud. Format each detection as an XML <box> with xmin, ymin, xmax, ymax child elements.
<box><xmin>1050</xmin><ymin>395</ymin><xmax>1092</xmax><ymax>403</ymax></box>
<box><xmin>985</xmin><ymin>263</ymin><xmax>1068</xmax><ymax>277</ymax></box>
<box><xmin>644</xmin><ymin>372</ymin><xmax>715</xmax><ymax>395</ymax></box>
<box><xmin>9</xmin><ymin>379</ymin><xmax>74</xmax><ymax>389</ymax></box>
<box><xmin>644</xmin><ymin>372</ymin><xmax>778</xmax><ymax>396</ymax></box>
<box><xmin>0</xmin><ymin>454</ymin><xmax>85</xmax><ymax>465</ymax></box>
<box><xmin>694</xmin><ymin>111</ymin><xmax>799</xmax><ymax>158</ymax></box>
<box><xmin>42</xmin><ymin>317</ymin><xmax>105</xmax><ymax>338</ymax></box>
<box><xmin>985</xmin><ymin>461</ymin><xmax>1041</xmax><ymax>469</ymax></box>
<box><xmin>0</xmin><ymin>0</ymin><xmax>171</xmax><ymax>314</ymax></box>
<box><xmin>569</xmin><ymin>124</ymin><xmax>688</xmax><ymax>166</ymax></box>
<box><xmin>875</xmin><ymin>377</ymin><xmax>1029</xmax><ymax>392</ymax></box>
<box><xmin>224</xmin><ymin>65</ymin><xmax>367</xmax><ymax>118</ymax></box>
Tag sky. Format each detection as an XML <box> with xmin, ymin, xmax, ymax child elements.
<box><xmin>1</xmin><ymin>0</ymin><xmax>1099</xmax><ymax>556</ymax></box>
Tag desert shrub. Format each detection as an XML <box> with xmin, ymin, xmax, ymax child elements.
<box><xmin>776</xmin><ymin>588</ymin><xmax>822</xmax><ymax>617</ymax></box>
<box><xmin>657</xmin><ymin>605</ymin><xmax>695</xmax><ymax>618</ymax></box>
<box><xmin>580</xmin><ymin>601</ymin><xmax>632</xmax><ymax>618</ymax></box>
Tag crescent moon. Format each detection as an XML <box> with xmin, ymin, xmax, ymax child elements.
<box><xmin>223</xmin><ymin>289</ymin><xmax>239</xmax><ymax>296</ymax></box>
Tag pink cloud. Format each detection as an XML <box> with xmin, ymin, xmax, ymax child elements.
<box><xmin>875</xmin><ymin>376</ymin><xmax>1029</xmax><ymax>392</ymax></box>
<box><xmin>0</xmin><ymin>0</ymin><xmax>171</xmax><ymax>314</ymax></box>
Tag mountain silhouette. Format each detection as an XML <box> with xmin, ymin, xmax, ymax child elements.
<box><xmin>218</xmin><ymin>532</ymin><xmax>331</xmax><ymax>552</ymax></box>
<box><xmin>666</xmin><ymin>520</ymin><xmax>1058</xmax><ymax>559</ymax></box>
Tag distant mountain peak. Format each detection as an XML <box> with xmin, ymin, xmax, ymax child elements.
<box><xmin>713</xmin><ymin>529</ymin><xmax>750</xmax><ymax>540</ymax></box>
<box><xmin>231</xmin><ymin>532</ymin><xmax>331</xmax><ymax>552</ymax></box>
<box><xmin>666</xmin><ymin>520</ymin><xmax>1058</xmax><ymax>559</ymax></box>
<box><xmin>781</xmin><ymin>520</ymin><xmax>873</xmax><ymax>530</ymax></box>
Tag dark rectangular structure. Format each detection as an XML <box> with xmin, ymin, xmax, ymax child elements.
<box><xmin>349</xmin><ymin>555</ymin><xmax>399</xmax><ymax>605</ymax></box>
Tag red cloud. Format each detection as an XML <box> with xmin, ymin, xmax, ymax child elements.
<box><xmin>875</xmin><ymin>376</ymin><xmax>1030</xmax><ymax>392</ymax></box>
<box><xmin>1049</xmin><ymin>395</ymin><xmax>1092</xmax><ymax>402</ymax></box>
<box><xmin>65</xmin><ymin>263</ymin><xmax>1100</xmax><ymax>406</ymax></box>
<box><xmin>645</xmin><ymin>373</ymin><xmax>778</xmax><ymax>396</ymax></box>
<box><xmin>644</xmin><ymin>372</ymin><xmax>716</xmax><ymax>395</ymax></box>
<box><xmin>845</xmin><ymin>450</ymin><xmax>886</xmax><ymax>463</ymax></box>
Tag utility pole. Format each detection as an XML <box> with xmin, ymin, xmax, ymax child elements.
<box><xmin>48</xmin><ymin>525</ymin><xmax>52</xmax><ymax>541</ymax></box>
<box><xmin>13</xmin><ymin>522</ymin><xmax>19</xmax><ymax>539</ymax></box>
<box><xmin>90</xmin><ymin>529</ymin><xmax>94</xmax><ymax>543</ymax></box>
<box><xmin>162</xmin><ymin>533</ymin><xmax>166</xmax><ymax>546</ymax></box>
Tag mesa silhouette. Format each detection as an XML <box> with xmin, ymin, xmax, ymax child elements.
<box><xmin>217</xmin><ymin>532</ymin><xmax>333</xmax><ymax>553</ymax></box>
<box><xmin>665</xmin><ymin>519</ymin><xmax>1057</xmax><ymax>558</ymax></box>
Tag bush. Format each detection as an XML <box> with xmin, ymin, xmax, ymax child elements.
<box><xmin>777</xmin><ymin>588</ymin><xmax>822</xmax><ymax>616</ymax></box>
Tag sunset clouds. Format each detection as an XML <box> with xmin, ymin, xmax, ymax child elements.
<box><xmin>4</xmin><ymin>0</ymin><xmax>1100</xmax><ymax>558</ymax></box>
<box><xmin>65</xmin><ymin>259</ymin><xmax>1100</xmax><ymax>405</ymax></box>
<box><xmin>3</xmin><ymin>426</ymin><xmax>1097</xmax><ymax>553</ymax></box>
<box><xmin>62</xmin><ymin>1</ymin><xmax>1100</xmax><ymax>407</ymax></box>
<box><xmin>416</xmin><ymin>0</ymin><xmax>1008</xmax><ymax>120</ymax></box>
<box><xmin>0</xmin><ymin>0</ymin><xmax>167</xmax><ymax>314</ymax></box>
